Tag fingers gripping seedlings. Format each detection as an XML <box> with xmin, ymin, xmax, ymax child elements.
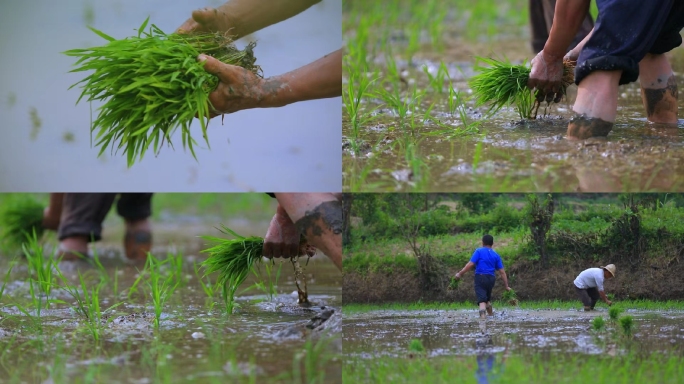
<box><xmin>63</xmin><ymin>17</ymin><xmax>261</xmax><ymax>167</ymax></box>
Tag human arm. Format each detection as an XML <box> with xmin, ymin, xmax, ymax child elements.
<box><xmin>274</xmin><ymin>193</ymin><xmax>342</xmax><ymax>271</ymax></box>
<box><xmin>177</xmin><ymin>0</ymin><xmax>321</xmax><ymax>39</ymax></box>
<box><xmin>528</xmin><ymin>0</ymin><xmax>591</xmax><ymax>95</ymax></box>
<box><xmin>599</xmin><ymin>290</ymin><xmax>612</xmax><ymax>305</ymax></box>
<box><xmin>198</xmin><ymin>48</ymin><xmax>342</xmax><ymax>116</ymax></box>
<box><xmin>454</xmin><ymin>261</ymin><xmax>475</xmax><ymax>279</ymax></box>
<box><xmin>498</xmin><ymin>268</ymin><xmax>511</xmax><ymax>290</ymax></box>
<box><xmin>564</xmin><ymin>27</ymin><xmax>594</xmax><ymax>64</ymax></box>
<box><xmin>263</xmin><ymin>204</ymin><xmax>316</xmax><ymax>259</ymax></box>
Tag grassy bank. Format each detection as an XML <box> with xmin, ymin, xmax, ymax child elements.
<box><xmin>343</xmin><ymin>353</ymin><xmax>684</xmax><ymax>384</ymax></box>
<box><xmin>343</xmin><ymin>300</ymin><xmax>684</xmax><ymax>315</ymax></box>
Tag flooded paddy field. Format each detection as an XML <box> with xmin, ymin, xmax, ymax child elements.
<box><xmin>342</xmin><ymin>0</ymin><xmax>684</xmax><ymax>192</ymax></box>
<box><xmin>0</xmin><ymin>199</ymin><xmax>341</xmax><ymax>383</ymax></box>
<box><xmin>342</xmin><ymin>304</ymin><xmax>684</xmax><ymax>383</ymax></box>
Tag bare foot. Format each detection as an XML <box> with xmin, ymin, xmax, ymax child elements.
<box><xmin>567</xmin><ymin>114</ymin><xmax>614</xmax><ymax>140</ymax></box>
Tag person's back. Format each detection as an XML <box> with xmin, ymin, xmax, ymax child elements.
<box><xmin>574</xmin><ymin>267</ymin><xmax>604</xmax><ymax>291</ymax></box>
<box><xmin>471</xmin><ymin>247</ymin><xmax>504</xmax><ymax>276</ymax></box>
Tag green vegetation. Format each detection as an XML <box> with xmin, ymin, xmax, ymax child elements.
<box><xmin>609</xmin><ymin>307</ymin><xmax>622</xmax><ymax>321</ymax></box>
<box><xmin>64</xmin><ymin>17</ymin><xmax>261</xmax><ymax>167</ymax></box>
<box><xmin>408</xmin><ymin>339</ymin><xmax>425</xmax><ymax>353</ymax></box>
<box><xmin>0</xmin><ymin>195</ymin><xmax>45</xmax><ymax>250</ymax></box>
<box><xmin>592</xmin><ymin>316</ymin><xmax>606</xmax><ymax>331</ymax></box>
<box><xmin>620</xmin><ymin>315</ymin><xmax>634</xmax><ymax>337</ymax></box>
<box><xmin>342</xmin><ymin>300</ymin><xmax>684</xmax><ymax>315</ymax></box>
<box><xmin>343</xmin><ymin>353</ymin><xmax>684</xmax><ymax>384</ymax></box>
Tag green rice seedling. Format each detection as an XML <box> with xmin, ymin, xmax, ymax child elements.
<box><xmin>609</xmin><ymin>307</ymin><xmax>622</xmax><ymax>321</ymax></box>
<box><xmin>64</xmin><ymin>17</ymin><xmax>261</xmax><ymax>167</ymax></box>
<box><xmin>408</xmin><ymin>339</ymin><xmax>425</xmax><ymax>353</ymax></box>
<box><xmin>201</xmin><ymin>226</ymin><xmax>264</xmax><ymax>314</ymax></box>
<box><xmin>502</xmin><ymin>288</ymin><xmax>519</xmax><ymax>306</ymax></box>
<box><xmin>343</xmin><ymin>61</ymin><xmax>378</xmax><ymax>155</ymax></box>
<box><xmin>167</xmin><ymin>251</ymin><xmax>185</xmax><ymax>287</ymax></box>
<box><xmin>22</xmin><ymin>230</ymin><xmax>55</xmax><ymax>299</ymax></box>
<box><xmin>195</xmin><ymin>261</ymin><xmax>218</xmax><ymax>310</ymax></box>
<box><xmin>592</xmin><ymin>316</ymin><xmax>606</xmax><ymax>331</ymax></box>
<box><xmin>619</xmin><ymin>315</ymin><xmax>634</xmax><ymax>337</ymax></box>
<box><xmin>145</xmin><ymin>254</ymin><xmax>179</xmax><ymax>328</ymax></box>
<box><xmin>423</xmin><ymin>63</ymin><xmax>448</xmax><ymax>94</ymax></box>
<box><xmin>469</xmin><ymin>57</ymin><xmax>575</xmax><ymax>119</ymax></box>
<box><xmin>0</xmin><ymin>261</ymin><xmax>16</xmax><ymax>305</ymax></box>
<box><xmin>448</xmin><ymin>277</ymin><xmax>460</xmax><ymax>290</ymax></box>
<box><xmin>0</xmin><ymin>196</ymin><xmax>45</xmax><ymax>250</ymax></box>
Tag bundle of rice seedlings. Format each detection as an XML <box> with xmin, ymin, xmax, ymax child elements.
<box><xmin>0</xmin><ymin>196</ymin><xmax>45</xmax><ymax>249</ymax></box>
<box><xmin>448</xmin><ymin>276</ymin><xmax>460</xmax><ymax>290</ymax></box>
<box><xmin>469</xmin><ymin>57</ymin><xmax>575</xmax><ymax>119</ymax></box>
<box><xmin>200</xmin><ymin>225</ymin><xmax>311</xmax><ymax>312</ymax></box>
<box><xmin>64</xmin><ymin>17</ymin><xmax>261</xmax><ymax>167</ymax></box>
<box><xmin>502</xmin><ymin>288</ymin><xmax>519</xmax><ymax>306</ymax></box>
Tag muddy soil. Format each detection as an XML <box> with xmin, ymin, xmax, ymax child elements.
<box><xmin>343</xmin><ymin>257</ymin><xmax>684</xmax><ymax>304</ymax></box>
<box><xmin>0</xmin><ymin>217</ymin><xmax>342</xmax><ymax>383</ymax></box>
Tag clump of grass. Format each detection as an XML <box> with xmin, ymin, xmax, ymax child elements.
<box><xmin>469</xmin><ymin>57</ymin><xmax>575</xmax><ymax>119</ymax></box>
<box><xmin>619</xmin><ymin>315</ymin><xmax>634</xmax><ymax>337</ymax></box>
<box><xmin>0</xmin><ymin>196</ymin><xmax>45</xmax><ymax>249</ymax></box>
<box><xmin>609</xmin><ymin>307</ymin><xmax>622</xmax><ymax>321</ymax></box>
<box><xmin>408</xmin><ymin>339</ymin><xmax>425</xmax><ymax>353</ymax></box>
<box><xmin>592</xmin><ymin>316</ymin><xmax>605</xmax><ymax>331</ymax></box>
<box><xmin>201</xmin><ymin>226</ymin><xmax>265</xmax><ymax>314</ymax></box>
<box><xmin>64</xmin><ymin>17</ymin><xmax>261</xmax><ymax>167</ymax></box>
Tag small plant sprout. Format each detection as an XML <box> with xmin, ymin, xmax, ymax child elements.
<box><xmin>63</xmin><ymin>17</ymin><xmax>261</xmax><ymax>167</ymax></box>
<box><xmin>146</xmin><ymin>254</ymin><xmax>180</xmax><ymax>328</ymax></box>
<box><xmin>592</xmin><ymin>316</ymin><xmax>606</xmax><ymax>331</ymax></box>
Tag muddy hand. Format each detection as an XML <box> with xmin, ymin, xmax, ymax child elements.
<box><xmin>198</xmin><ymin>54</ymin><xmax>265</xmax><ymax>116</ymax></box>
<box><xmin>528</xmin><ymin>50</ymin><xmax>564</xmax><ymax>103</ymax></box>
<box><xmin>264</xmin><ymin>205</ymin><xmax>302</xmax><ymax>259</ymax></box>
<box><xmin>177</xmin><ymin>6</ymin><xmax>234</xmax><ymax>34</ymax></box>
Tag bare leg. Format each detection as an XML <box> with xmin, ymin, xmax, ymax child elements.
<box><xmin>274</xmin><ymin>193</ymin><xmax>342</xmax><ymax>271</ymax></box>
<box><xmin>478</xmin><ymin>302</ymin><xmax>487</xmax><ymax>319</ymax></box>
<box><xmin>639</xmin><ymin>53</ymin><xmax>678</xmax><ymax>124</ymax></box>
<box><xmin>568</xmin><ymin>70</ymin><xmax>622</xmax><ymax>140</ymax></box>
<box><xmin>486</xmin><ymin>302</ymin><xmax>493</xmax><ymax>316</ymax></box>
<box><xmin>43</xmin><ymin>193</ymin><xmax>65</xmax><ymax>230</ymax></box>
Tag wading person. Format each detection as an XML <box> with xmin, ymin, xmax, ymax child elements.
<box><xmin>263</xmin><ymin>193</ymin><xmax>342</xmax><ymax>271</ymax></box>
<box><xmin>177</xmin><ymin>0</ymin><xmax>341</xmax><ymax>116</ymax></box>
<box><xmin>454</xmin><ymin>235</ymin><xmax>512</xmax><ymax>319</ymax></box>
<box><xmin>573</xmin><ymin>264</ymin><xmax>616</xmax><ymax>311</ymax></box>
<box><xmin>528</xmin><ymin>0</ymin><xmax>684</xmax><ymax>140</ymax></box>
<box><xmin>42</xmin><ymin>193</ymin><xmax>153</xmax><ymax>261</ymax></box>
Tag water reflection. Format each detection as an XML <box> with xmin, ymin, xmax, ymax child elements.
<box><xmin>474</xmin><ymin>335</ymin><xmax>508</xmax><ymax>384</ymax></box>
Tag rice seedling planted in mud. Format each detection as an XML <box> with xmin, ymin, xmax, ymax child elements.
<box><xmin>64</xmin><ymin>17</ymin><xmax>261</xmax><ymax>167</ymax></box>
<box><xmin>408</xmin><ymin>339</ymin><xmax>425</xmax><ymax>353</ymax></box>
<box><xmin>609</xmin><ymin>307</ymin><xmax>622</xmax><ymax>321</ymax></box>
<box><xmin>201</xmin><ymin>225</ymin><xmax>312</xmax><ymax>314</ymax></box>
<box><xmin>619</xmin><ymin>315</ymin><xmax>634</xmax><ymax>337</ymax></box>
<box><xmin>592</xmin><ymin>316</ymin><xmax>606</xmax><ymax>331</ymax></box>
<box><xmin>0</xmin><ymin>196</ymin><xmax>45</xmax><ymax>249</ymax></box>
<box><xmin>468</xmin><ymin>57</ymin><xmax>575</xmax><ymax>119</ymax></box>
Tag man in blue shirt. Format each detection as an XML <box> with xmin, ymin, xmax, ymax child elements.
<box><xmin>454</xmin><ymin>235</ymin><xmax>512</xmax><ymax>319</ymax></box>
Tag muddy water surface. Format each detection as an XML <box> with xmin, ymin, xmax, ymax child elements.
<box><xmin>343</xmin><ymin>307</ymin><xmax>684</xmax><ymax>358</ymax></box>
<box><xmin>0</xmin><ymin>217</ymin><xmax>342</xmax><ymax>383</ymax></box>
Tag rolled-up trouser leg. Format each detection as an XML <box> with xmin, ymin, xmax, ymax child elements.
<box><xmin>116</xmin><ymin>193</ymin><xmax>153</xmax><ymax>221</ymax></box>
<box><xmin>58</xmin><ymin>193</ymin><xmax>117</xmax><ymax>242</ymax></box>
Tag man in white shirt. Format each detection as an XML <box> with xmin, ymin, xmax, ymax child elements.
<box><xmin>573</xmin><ymin>264</ymin><xmax>616</xmax><ymax>311</ymax></box>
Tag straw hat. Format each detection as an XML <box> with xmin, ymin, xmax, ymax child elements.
<box><xmin>601</xmin><ymin>264</ymin><xmax>616</xmax><ymax>277</ymax></box>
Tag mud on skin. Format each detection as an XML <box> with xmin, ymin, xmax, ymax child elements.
<box><xmin>567</xmin><ymin>114</ymin><xmax>614</xmax><ymax>140</ymax></box>
<box><xmin>295</xmin><ymin>200</ymin><xmax>343</xmax><ymax>237</ymax></box>
<box><xmin>642</xmin><ymin>75</ymin><xmax>678</xmax><ymax>119</ymax></box>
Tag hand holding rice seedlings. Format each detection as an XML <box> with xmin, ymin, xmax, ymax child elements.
<box><xmin>201</xmin><ymin>226</ymin><xmax>312</xmax><ymax>314</ymax></box>
<box><xmin>64</xmin><ymin>17</ymin><xmax>261</xmax><ymax>167</ymax></box>
<box><xmin>0</xmin><ymin>196</ymin><xmax>45</xmax><ymax>250</ymax></box>
<box><xmin>469</xmin><ymin>57</ymin><xmax>575</xmax><ymax>119</ymax></box>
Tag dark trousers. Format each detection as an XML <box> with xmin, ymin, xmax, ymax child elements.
<box><xmin>575</xmin><ymin>285</ymin><xmax>600</xmax><ymax>308</ymax></box>
<box><xmin>58</xmin><ymin>193</ymin><xmax>153</xmax><ymax>242</ymax></box>
<box><xmin>529</xmin><ymin>0</ymin><xmax>595</xmax><ymax>53</ymax></box>
<box><xmin>474</xmin><ymin>274</ymin><xmax>496</xmax><ymax>304</ymax></box>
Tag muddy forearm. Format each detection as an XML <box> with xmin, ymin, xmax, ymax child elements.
<box><xmin>545</xmin><ymin>0</ymin><xmax>591</xmax><ymax>58</ymax></box>
<box><xmin>218</xmin><ymin>0</ymin><xmax>321</xmax><ymax>39</ymax></box>
<box><xmin>259</xmin><ymin>49</ymin><xmax>342</xmax><ymax>108</ymax></box>
<box><xmin>275</xmin><ymin>193</ymin><xmax>342</xmax><ymax>271</ymax></box>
